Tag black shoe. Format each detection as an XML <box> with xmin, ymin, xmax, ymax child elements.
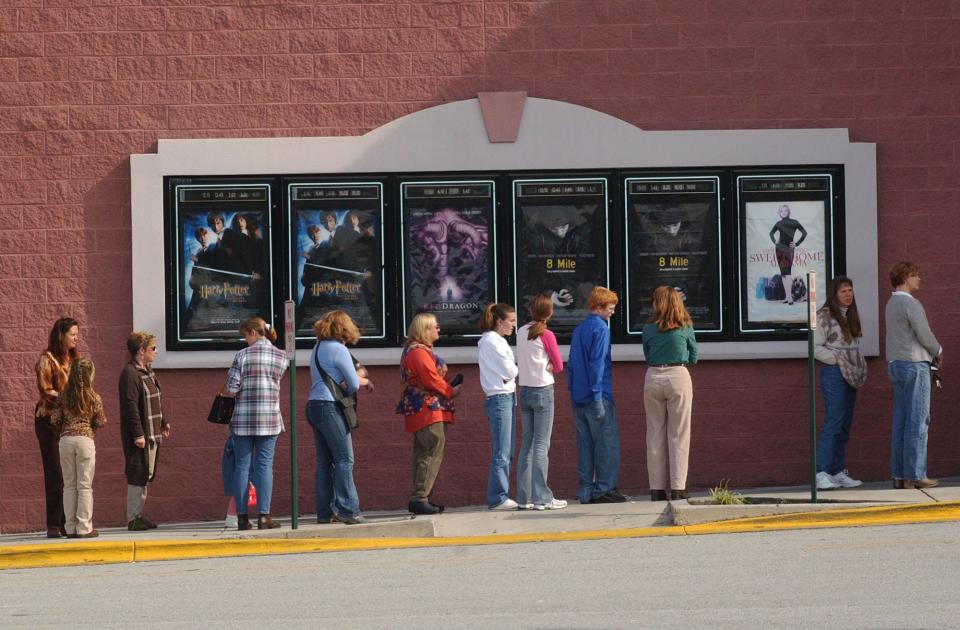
<box><xmin>237</xmin><ymin>514</ymin><xmax>252</xmax><ymax>531</ymax></box>
<box><xmin>139</xmin><ymin>516</ymin><xmax>158</xmax><ymax>529</ymax></box>
<box><xmin>257</xmin><ymin>514</ymin><xmax>282</xmax><ymax>530</ymax></box>
<box><xmin>127</xmin><ymin>516</ymin><xmax>150</xmax><ymax>532</ymax></box>
<box><xmin>606</xmin><ymin>488</ymin><xmax>628</xmax><ymax>502</ymax></box>
<box><xmin>670</xmin><ymin>489</ymin><xmax>688</xmax><ymax>500</ymax></box>
<box><xmin>408</xmin><ymin>500</ymin><xmax>440</xmax><ymax>515</ymax></box>
<box><xmin>589</xmin><ymin>492</ymin><xmax>616</xmax><ymax>504</ymax></box>
<box><xmin>428</xmin><ymin>500</ymin><xmax>445</xmax><ymax>513</ymax></box>
<box><xmin>651</xmin><ymin>490</ymin><xmax>668</xmax><ymax>502</ymax></box>
<box><xmin>333</xmin><ymin>514</ymin><xmax>368</xmax><ymax>525</ymax></box>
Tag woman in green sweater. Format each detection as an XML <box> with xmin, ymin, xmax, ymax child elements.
<box><xmin>643</xmin><ymin>286</ymin><xmax>698</xmax><ymax>501</ymax></box>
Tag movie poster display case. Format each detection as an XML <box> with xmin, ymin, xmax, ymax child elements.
<box><xmin>735</xmin><ymin>170</ymin><xmax>840</xmax><ymax>334</ymax></box>
<box><xmin>286</xmin><ymin>180</ymin><xmax>387</xmax><ymax>344</ymax></box>
<box><xmin>164</xmin><ymin>177</ymin><xmax>278</xmax><ymax>350</ymax></box>
<box><xmin>398</xmin><ymin>179</ymin><xmax>498</xmax><ymax>341</ymax></box>
<box><xmin>623</xmin><ymin>174</ymin><xmax>723</xmax><ymax>336</ymax></box>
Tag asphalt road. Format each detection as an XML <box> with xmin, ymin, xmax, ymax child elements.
<box><xmin>2</xmin><ymin>522</ymin><xmax>959</xmax><ymax>629</ymax></box>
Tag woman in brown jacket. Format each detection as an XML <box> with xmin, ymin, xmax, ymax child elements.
<box><xmin>118</xmin><ymin>331</ymin><xmax>171</xmax><ymax>531</ymax></box>
<box><xmin>34</xmin><ymin>317</ymin><xmax>79</xmax><ymax>538</ymax></box>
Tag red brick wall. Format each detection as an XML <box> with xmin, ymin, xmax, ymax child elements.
<box><xmin>2</xmin><ymin>0</ymin><xmax>958</xmax><ymax>533</ymax></box>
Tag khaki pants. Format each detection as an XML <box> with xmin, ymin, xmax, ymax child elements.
<box><xmin>643</xmin><ymin>366</ymin><xmax>693</xmax><ymax>491</ymax></box>
<box><xmin>410</xmin><ymin>423</ymin><xmax>446</xmax><ymax>501</ymax></box>
<box><xmin>127</xmin><ymin>440</ymin><xmax>158</xmax><ymax>522</ymax></box>
<box><xmin>59</xmin><ymin>436</ymin><xmax>96</xmax><ymax>535</ymax></box>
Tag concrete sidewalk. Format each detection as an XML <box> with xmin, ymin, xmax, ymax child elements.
<box><xmin>3</xmin><ymin>477</ymin><xmax>960</xmax><ymax>570</ymax></box>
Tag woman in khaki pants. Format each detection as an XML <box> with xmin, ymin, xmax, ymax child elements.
<box><xmin>642</xmin><ymin>286</ymin><xmax>698</xmax><ymax>501</ymax></box>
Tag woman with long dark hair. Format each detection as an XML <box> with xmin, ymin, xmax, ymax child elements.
<box><xmin>221</xmin><ymin>317</ymin><xmax>288</xmax><ymax>530</ymax></box>
<box><xmin>814</xmin><ymin>276</ymin><xmax>867</xmax><ymax>490</ymax></box>
<box><xmin>643</xmin><ymin>286</ymin><xmax>698</xmax><ymax>501</ymax></box>
<box><xmin>515</xmin><ymin>294</ymin><xmax>566</xmax><ymax>510</ymax></box>
<box><xmin>34</xmin><ymin>317</ymin><xmax>80</xmax><ymax>538</ymax></box>
<box><xmin>478</xmin><ymin>302</ymin><xmax>519</xmax><ymax>510</ymax></box>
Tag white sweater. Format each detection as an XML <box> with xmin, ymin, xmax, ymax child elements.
<box><xmin>478</xmin><ymin>331</ymin><xmax>518</xmax><ymax>396</ymax></box>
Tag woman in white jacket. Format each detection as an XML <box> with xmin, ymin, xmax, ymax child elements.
<box><xmin>478</xmin><ymin>302</ymin><xmax>519</xmax><ymax>510</ymax></box>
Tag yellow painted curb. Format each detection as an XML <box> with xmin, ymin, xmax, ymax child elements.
<box><xmin>4</xmin><ymin>501</ymin><xmax>960</xmax><ymax>570</ymax></box>
<box><xmin>0</xmin><ymin>541</ymin><xmax>134</xmax><ymax>570</ymax></box>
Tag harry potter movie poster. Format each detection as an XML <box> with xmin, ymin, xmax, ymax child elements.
<box><xmin>174</xmin><ymin>183</ymin><xmax>273</xmax><ymax>342</ymax></box>
<box><xmin>513</xmin><ymin>178</ymin><xmax>609</xmax><ymax>334</ymax></box>
<box><xmin>625</xmin><ymin>178</ymin><xmax>721</xmax><ymax>333</ymax></box>
<box><xmin>742</xmin><ymin>198</ymin><xmax>829</xmax><ymax>327</ymax></box>
<box><xmin>401</xmin><ymin>181</ymin><xmax>495</xmax><ymax>337</ymax></box>
<box><xmin>289</xmin><ymin>183</ymin><xmax>384</xmax><ymax>339</ymax></box>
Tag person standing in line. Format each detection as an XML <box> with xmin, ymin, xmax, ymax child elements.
<box><xmin>515</xmin><ymin>294</ymin><xmax>567</xmax><ymax>511</ymax></box>
<box><xmin>478</xmin><ymin>303</ymin><xmax>520</xmax><ymax>510</ymax></box>
<box><xmin>396</xmin><ymin>312</ymin><xmax>461</xmax><ymax>515</ymax></box>
<box><xmin>642</xmin><ymin>286</ymin><xmax>698</xmax><ymax>502</ymax></box>
<box><xmin>221</xmin><ymin>317</ymin><xmax>289</xmax><ymax>530</ymax></box>
<box><xmin>307</xmin><ymin>310</ymin><xmax>372</xmax><ymax>525</ymax></box>
<box><xmin>119</xmin><ymin>331</ymin><xmax>171</xmax><ymax>531</ymax></box>
<box><xmin>885</xmin><ymin>262</ymin><xmax>943</xmax><ymax>489</ymax></box>
<box><xmin>567</xmin><ymin>287</ymin><xmax>625</xmax><ymax>504</ymax></box>
<box><xmin>814</xmin><ymin>277</ymin><xmax>867</xmax><ymax>491</ymax></box>
<box><xmin>34</xmin><ymin>317</ymin><xmax>79</xmax><ymax>538</ymax></box>
<box><xmin>53</xmin><ymin>358</ymin><xmax>106</xmax><ymax>539</ymax></box>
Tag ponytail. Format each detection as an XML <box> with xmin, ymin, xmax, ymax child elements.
<box><xmin>239</xmin><ymin>317</ymin><xmax>277</xmax><ymax>344</ymax></box>
<box><xmin>526</xmin><ymin>293</ymin><xmax>554</xmax><ymax>340</ymax></box>
<box><xmin>479</xmin><ymin>302</ymin><xmax>515</xmax><ymax>333</ymax></box>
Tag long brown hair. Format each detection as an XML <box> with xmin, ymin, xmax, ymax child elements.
<box><xmin>824</xmin><ymin>276</ymin><xmax>862</xmax><ymax>342</ymax></box>
<box><xmin>649</xmin><ymin>286</ymin><xmax>692</xmax><ymax>332</ymax></box>
<box><xmin>60</xmin><ymin>358</ymin><xmax>101</xmax><ymax>418</ymax></box>
<box><xmin>46</xmin><ymin>317</ymin><xmax>79</xmax><ymax>361</ymax></box>
<box><xmin>479</xmin><ymin>302</ymin><xmax>515</xmax><ymax>333</ymax></box>
<box><xmin>526</xmin><ymin>293</ymin><xmax>553</xmax><ymax>340</ymax></box>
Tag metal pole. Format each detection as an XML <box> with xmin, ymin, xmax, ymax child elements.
<box><xmin>807</xmin><ymin>271</ymin><xmax>818</xmax><ymax>503</ymax></box>
<box><xmin>284</xmin><ymin>299</ymin><xmax>299</xmax><ymax>529</ymax></box>
<box><xmin>289</xmin><ymin>352</ymin><xmax>298</xmax><ymax>529</ymax></box>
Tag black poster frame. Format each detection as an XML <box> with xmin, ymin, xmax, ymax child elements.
<box><xmin>164</xmin><ymin>176</ymin><xmax>280</xmax><ymax>351</ymax></box>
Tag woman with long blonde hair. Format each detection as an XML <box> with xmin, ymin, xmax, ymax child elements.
<box><xmin>53</xmin><ymin>358</ymin><xmax>106</xmax><ymax>538</ymax></box>
<box><xmin>643</xmin><ymin>286</ymin><xmax>698</xmax><ymax>501</ymax></box>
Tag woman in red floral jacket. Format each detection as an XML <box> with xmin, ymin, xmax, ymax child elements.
<box><xmin>396</xmin><ymin>312</ymin><xmax>461</xmax><ymax>515</ymax></box>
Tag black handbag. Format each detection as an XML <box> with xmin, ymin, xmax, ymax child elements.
<box><xmin>313</xmin><ymin>346</ymin><xmax>359</xmax><ymax>432</ymax></box>
<box><xmin>207</xmin><ymin>394</ymin><xmax>235</xmax><ymax>425</ymax></box>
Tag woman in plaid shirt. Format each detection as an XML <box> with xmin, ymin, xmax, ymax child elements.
<box><xmin>221</xmin><ymin>317</ymin><xmax>289</xmax><ymax>530</ymax></box>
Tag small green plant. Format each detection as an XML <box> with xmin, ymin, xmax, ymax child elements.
<box><xmin>709</xmin><ymin>479</ymin><xmax>746</xmax><ymax>505</ymax></box>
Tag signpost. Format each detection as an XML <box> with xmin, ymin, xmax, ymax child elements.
<box><xmin>806</xmin><ymin>271</ymin><xmax>817</xmax><ymax>503</ymax></box>
<box><xmin>284</xmin><ymin>299</ymin><xmax>299</xmax><ymax>529</ymax></box>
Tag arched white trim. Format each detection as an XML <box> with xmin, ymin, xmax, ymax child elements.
<box><xmin>131</xmin><ymin>96</ymin><xmax>877</xmax><ymax>368</ymax></box>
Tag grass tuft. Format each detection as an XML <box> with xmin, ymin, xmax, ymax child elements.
<box><xmin>709</xmin><ymin>479</ymin><xmax>746</xmax><ymax>505</ymax></box>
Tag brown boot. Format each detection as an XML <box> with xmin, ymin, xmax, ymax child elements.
<box><xmin>258</xmin><ymin>514</ymin><xmax>281</xmax><ymax>530</ymax></box>
<box><xmin>237</xmin><ymin>514</ymin><xmax>252</xmax><ymax>531</ymax></box>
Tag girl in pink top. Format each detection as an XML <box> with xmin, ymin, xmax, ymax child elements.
<box><xmin>515</xmin><ymin>294</ymin><xmax>567</xmax><ymax>510</ymax></box>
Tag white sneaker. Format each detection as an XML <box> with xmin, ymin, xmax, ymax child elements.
<box><xmin>534</xmin><ymin>499</ymin><xmax>568</xmax><ymax>511</ymax></box>
<box><xmin>517</xmin><ymin>503</ymin><xmax>535</xmax><ymax>510</ymax></box>
<box><xmin>224</xmin><ymin>514</ymin><xmax>238</xmax><ymax>528</ymax></box>
<box><xmin>816</xmin><ymin>471</ymin><xmax>838</xmax><ymax>490</ymax></box>
<box><xmin>490</xmin><ymin>498</ymin><xmax>519</xmax><ymax>510</ymax></box>
<box><xmin>832</xmin><ymin>470</ymin><xmax>862</xmax><ymax>488</ymax></box>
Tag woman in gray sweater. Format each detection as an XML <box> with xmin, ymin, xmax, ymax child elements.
<box><xmin>885</xmin><ymin>262</ymin><xmax>943</xmax><ymax>489</ymax></box>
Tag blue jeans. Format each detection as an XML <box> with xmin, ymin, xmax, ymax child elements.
<box><xmin>485</xmin><ymin>393</ymin><xmax>516</xmax><ymax>507</ymax></box>
<box><xmin>888</xmin><ymin>360</ymin><xmax>932</xmax><ymax>480</ymax></box>
<box><xmin>232</xmin><ymin>433</ymin><xmax>280</xmax><ymax>515</ymax></box>
<box><xmin>306</xmin><ymin>400</ymin><xmax>360</xmax><ymax>519</ymax></box>
<box><xmin>572</xmin><ymin>398</ymin><xmax>620</xmax><ymax>503</ymax></box>
<box><xmin>816</xmin><ymin>365</ymin><xmax>857</xmax><ymax>475</ymax></box>
<box><xmin>516</xmin><ymin>385</ymin><xmax>556</xmax><ymax>505</ymax></box>
<box><xmin>221</xmin><ymin>434</ymin><xmax>255</xmax><ymax>497</ymax></box>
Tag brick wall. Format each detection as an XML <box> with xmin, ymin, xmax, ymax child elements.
<box><xmin>1</xmin><ymin>0</ymin><xmax>958</xmax><ymax>533</ymax></box>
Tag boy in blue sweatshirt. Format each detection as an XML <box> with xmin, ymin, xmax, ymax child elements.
<box><xmin>567</xmin><ymin>287</ymin><xmax>625</xmax><ymax>504</ymax></box>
